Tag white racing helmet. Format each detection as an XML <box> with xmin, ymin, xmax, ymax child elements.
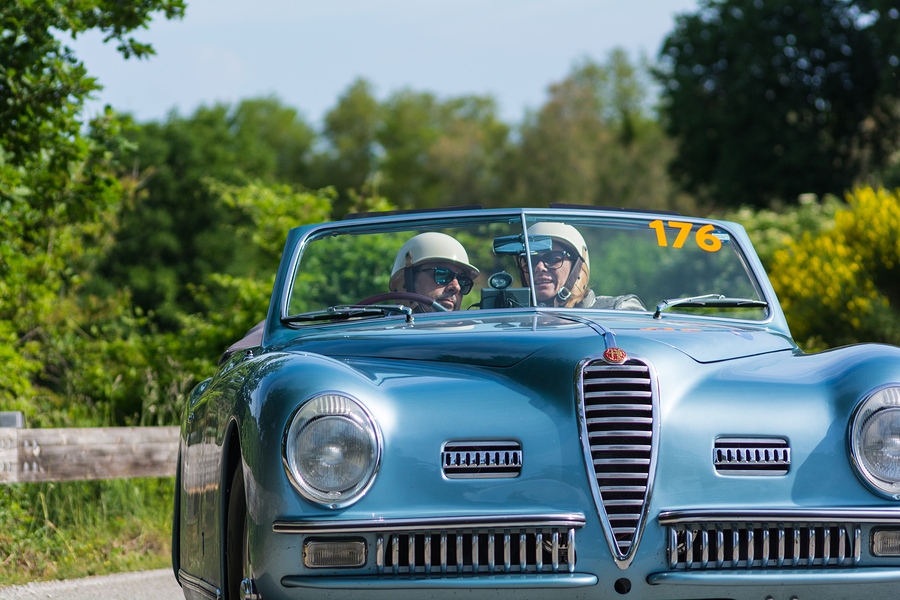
<box><xmin>389</xmin><ymin>232</ymin><xmax>480</xmax><ymax>294</ymax></box>
<box><xmin>521</xmin><ymin>222</ymin><xmax>591</xmax><ymax>307</ymax></box>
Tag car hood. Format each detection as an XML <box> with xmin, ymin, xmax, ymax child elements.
<box><xmin>278</xmin><ymin>312</ymin><xmax>797</xmax><ymax>366</ymax></box>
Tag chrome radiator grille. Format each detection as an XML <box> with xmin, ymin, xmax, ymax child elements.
<box><xmin>580</xmin><ymin>359</ymin><xmax>655</xmax><ymax>559</ymax></box>
<box><xmin>667</xmin><ymin>522</ymin><xmax>862</xmax><ymax>569</ymax></box>
<box><xmin>376</xmin><ymin>527</ymin><xmax>576</xmax><ymax>575</ymax></box>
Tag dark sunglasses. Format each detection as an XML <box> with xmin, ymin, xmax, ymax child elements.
<box><xmin>517</xmin><ymin>250</ymin><xmax>572</xmax><ymax>271</ymax></box>
<box><xmin>417</xmin><ymin>267</ymin><xmax>474</xmax><ymax>295</ymax></box>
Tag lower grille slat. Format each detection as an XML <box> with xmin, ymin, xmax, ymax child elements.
<box><xmin>667</xmin><ymin>522</ymin><xmax>863</xmax><ymax>570</ymax></box>
<box><xmin>375</xmin><ymin>527</ymin><xmax>577</xmax><ymax>576</ymax></box>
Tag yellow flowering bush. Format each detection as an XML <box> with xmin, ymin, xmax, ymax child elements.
<box><xmin>769</xmin><ymin>188</ymin><xmax>900</xmax><ymax>349</ymax></box>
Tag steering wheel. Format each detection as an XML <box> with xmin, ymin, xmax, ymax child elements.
<box><xmin>356</xmin><ymin>292</ymin><xmax>450</xmax><ymax>312</ymax></box>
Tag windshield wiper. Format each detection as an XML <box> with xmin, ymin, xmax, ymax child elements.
<box><xmin>653</xmin><ymin>294</ymin><xmax>768</xmax><ymax>319</ymax></box>
<box><xmin>283</xmin><ymin>304</ymin><xmax>414</xmax><ymax>324</ymax></box>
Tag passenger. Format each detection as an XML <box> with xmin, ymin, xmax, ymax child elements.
<box><xmin>389</xmin><ymin>232</ymin><xmax>480</xmax><ymax>312</ymax></box>
<box><xmin>517</xmin><ymin>222</ymin><xmax>645</xmax><ymax>310</ymax></box>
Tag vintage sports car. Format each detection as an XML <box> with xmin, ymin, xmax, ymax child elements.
<box><xmin>173</xmin><ymin>206</ymin><xmax>900</xmax><ymax>600</ymax></box>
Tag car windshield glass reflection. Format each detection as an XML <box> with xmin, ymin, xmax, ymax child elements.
<box><xmin>285</xmin><ymin>215</ymin><xmax>766</xmax><ymax>321</ymax></box>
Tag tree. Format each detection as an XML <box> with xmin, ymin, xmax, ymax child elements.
<box><xmin>310</xmin><ymin>79</ymin><xmax>383</xmax><ymax>217</ymax></box>
<box><xmin>1</xmin><ymin>0</ymin><xmax>185</xmax><ymax>170</ymax></box>
<box><xmin>96</xmin><ymin>97</ymin><xmax>316</xmax><ymax>327</ymax></box>
<box><xmin>657</xmin><ymin>0</ymin><xmax>900</xmax><ymax>207</ymax></box>
<box><xmin>378</xmin><ymin>92</ymin><xmax>510</xmax><ymax>210</ymax></box>
<box><xmin>309</xmin><ymin>79</ymin><xmax>510</xmax><ymax>216</ymax></box>
<box><xmin>0</xmin><ymin>0</ymin><xmax>184</xmax><ymax>420</ymax></box>
<box><xmin>502</xmin><ymin>50</ymin><xmax>678</xmax><ymax>211</ymax></box>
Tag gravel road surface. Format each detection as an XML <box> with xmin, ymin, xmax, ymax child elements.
<box><xmin>0</xmin><ymin>569</ymin><xmax>183</xmax><ymax>600</ymax></box>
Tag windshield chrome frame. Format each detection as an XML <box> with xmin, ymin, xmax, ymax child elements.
<box><xmin>272</xmin><ymin>207</ymin><xmax>782</xmax><ymax>341</ymax></box>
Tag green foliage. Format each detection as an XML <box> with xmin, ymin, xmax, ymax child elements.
<box><xmin>657</xmin><ymin>0</ymin><xmax>900</xmax><ymax>207</ymax></box>
<box><xmin>186</xmin><ymin>181</ymin><xmax>335</xmax><ymax>359</ymax></box>
<box><xmin>0</xmin><ymin>478</ymin><xmax>173</xmax><ymax>584</ymax></box>
<box><xmin>96</xmin><ymin>98</ymin><xmax>317</xmax><ymax>328</ymax></box>
<box><xmin>720</xmin><ymin>194</ymin><xmax>844</xmax><ymax>267</ymax></box>
<box><xmin>503</xmin><ymin>50</ymin><xmax>681</xmax><ymax>212</ymax></box>
<box><xmin>768</xmin><ymin>187</ymin><xmax>900</xmax><ymax>349</ymax></box>
<box><xmin>0</xmin><ymin>0</ymin><xmax>185</xmax><ymax>168</ymax></box>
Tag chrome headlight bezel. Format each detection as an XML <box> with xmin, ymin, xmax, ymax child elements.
<box><xmin>283</xmin><ymin>392</ymin><xmax>381</xmax><ymax>509</ymax></box>
<box><xmin>850</xmin><ymin>385</ymin><xmax>900</xmax><ymax>500</ymax></box>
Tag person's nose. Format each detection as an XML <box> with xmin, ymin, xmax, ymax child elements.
<box><xmin>445</xmin><ymin>275</ymin><xmax>461</xmax><ymax>293</ymax></box>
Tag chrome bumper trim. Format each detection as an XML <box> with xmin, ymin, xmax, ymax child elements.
<box><xmin>273</xmin><ymin>513</ymin><xmax>586</xmax><ymax>534</ymax></box>
<box><xmin>649</xmin><ymin>567</ymin><xmax>900</xmax><ymax>586</ymax></box>
<box><xmin>659</xmin><ymin>508</ymin><xmax>900</xmax><ymax>525</ymax></box>
<box><xmin>282</xmin><ymin>573</ymin><xmax>599</xmax><ymax>589</ymax></box>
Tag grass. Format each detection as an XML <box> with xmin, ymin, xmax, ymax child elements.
<box><xmin>0</xmin><ymin>477</ymin><xmax>174</xmax><ymax>585</ymax></box>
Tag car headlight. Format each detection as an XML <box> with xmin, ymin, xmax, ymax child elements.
<box><xmin>284</xmin><ymin>393</ymin><xmax>381</xmax><ymax>508</ymax></box>
<box><xmin>851</xmin><ymin>386</ymin><xmax>900</xmax><ymax>499</ymax></box>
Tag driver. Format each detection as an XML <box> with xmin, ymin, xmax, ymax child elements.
<box><xmin>517</xmin><ymin>222</ymin><xmax>645</xmax><ymax>310</ymax></box>
<box><xmin>389</xmin><ymin>232</ymin><xmax>480</xmax><ymax>312</ymax></box>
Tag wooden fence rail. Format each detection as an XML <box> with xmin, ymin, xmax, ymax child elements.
<box><xmin>0</xmin><ymin>426</ymin><xmax>180</xmax><ymax>483</ymax></box>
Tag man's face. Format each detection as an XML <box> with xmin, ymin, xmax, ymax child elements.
<box><xmin>521</xmin><ymin>243</ymin><xmax>574</xmax><ymax>306</ymax></box>
<box><xmin>413</xmin><ymin>260</ymin><xmax>468</xmax><ymax>311</ymax></box>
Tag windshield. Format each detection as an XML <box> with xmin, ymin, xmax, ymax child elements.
<box><xmin>285</xmin><ymin>213</ymin><xmax>767</xmax><ymax>322</ymax></box>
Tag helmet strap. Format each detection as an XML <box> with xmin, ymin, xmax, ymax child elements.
<box><xmin>557</xmin><ymin>256</ymin><xmax>584</xmax><ymax>305</ymax></box>
<box><xmin>403</xmin><ymin>252</ymin><xmax>415</xmax><ymax>293</ymax></box>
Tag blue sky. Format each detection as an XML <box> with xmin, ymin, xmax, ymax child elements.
<box><xmin>69</xmin><ymin>0</ymin><xmax>700</xmax><ymax>125</ymax></box>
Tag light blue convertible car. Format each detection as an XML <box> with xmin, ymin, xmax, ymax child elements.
<box><xmin>174</xmin><ymin>206</ymin><xmax>900</xmax><ymax>600</ymax></box>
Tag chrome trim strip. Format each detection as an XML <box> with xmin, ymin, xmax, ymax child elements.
<box><xmin>274</xmin><ymin>513</ymin><xmax>586</xmax><ymax>534</ymax></box>
<box><xmin>658</xmin><ymin>509</ymin><xmax>900</xmax><ymax>525</ymax></box>
<box><xmin>376</xmin><ymin>536</ymin><xmax>384</xmax><ymax>575</ymax></box>
<box><xmin>552</xmin><ymin>530</ymin><xmax>559</xmax><ymax>572</ymax></box>
<box><xmin>568</xmin><ymin>527</ymin><xmax>576</xmax><ymax>574</ymax></box>
<box><xmin>838</xmin><ymin>525</ymin><xmax>846</xmax><ymax>564</ymax></box>
<box><xmin>519</xmin><ymin>532</ymin><xmax>527</xmax><ymax>571</ymax></box>
<box><xmin>716</xmin><ymin>525</ymin><xmax>724</xmax><ymax>568</ymax></box>
<box><xmin>488</xmin><ymin>533</ymin><xmax>495</xmax><ymax>573</ymax></box>
<box><xmin>648</xmin><ymin>568</ymin><xmax>900</xmax><ymax>586</ymax></box>
<box><xmin>746</xmin><ymin>526</ymin><xmax>754</xmax><ymax>567</ymax></box>
<box><xmin>732</xmin><ymin>526</ymin><xmax>739</xmax><ymax>565</ymax></box>
<box><xmin>503</xmin><ymin>532</ymin><xmax>511</xmax><ymax>572</ymax></box>
<box><xmin>777</xmin><ymin>524</ymin><xmax>785</xmax><ymax>567</ymax></box>
<box><xmin>392</xmin><ymin>534</ymin><xmax>399</xmax><ymax>575</ymax></box>
<box><xmin>178</xmin><ymin>569</ymin><xmax>220</xmax><ymax>600</ymax></box>
<box><xmin>281</xmin><ymin>573</ymin><xmax>600</xmax><ymax>589</ymax></box>
<box><xmin>809</xmin><ymin>527</ymin><xmax>815</xmax><ymax>566</ymax></box>
<box><xmin>685</xmin><ymin>529</ymin><xmax>693</xmax><ymax>569</ymax></box>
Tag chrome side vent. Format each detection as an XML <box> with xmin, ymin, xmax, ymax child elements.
<box><xmin>714</xmin><ymin>437</ymin><xmax>790</xmax><ymax>475</ymax></box>
<box><xmin>667</xmin><ymin>522</ymin><xmax>862</xmax><ymax>569</ymax></box>
<box><xmin>579</xmin><ymin>358</ymin><xmax>656</xmax><ymax>563</ymax></box>
<box><xmin>442</xmin><ymin>440</ymin><xmax>522</xmax><ymax>479</ymax></box>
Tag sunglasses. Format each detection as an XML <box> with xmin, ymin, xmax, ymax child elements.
<box><xmin>517</xmin><ymin>250</ymin><xmax>572</xmax><ymax>271</ymax></box>
<box><xmin>417</xmin><ymin>267</ymin><xmax>474</xmax><ymax>295</ymax></box>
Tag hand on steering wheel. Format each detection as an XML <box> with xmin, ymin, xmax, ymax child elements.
<box><xmin>356</xmin><ymin>292</ymin><xmax>450</xmax><ymax>312</ymax></box>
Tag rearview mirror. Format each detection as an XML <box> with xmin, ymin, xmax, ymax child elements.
<box><xmin>492</xmin><ymin>235</ymin><xmax>553</xmax><ymax>256</ymax></box>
